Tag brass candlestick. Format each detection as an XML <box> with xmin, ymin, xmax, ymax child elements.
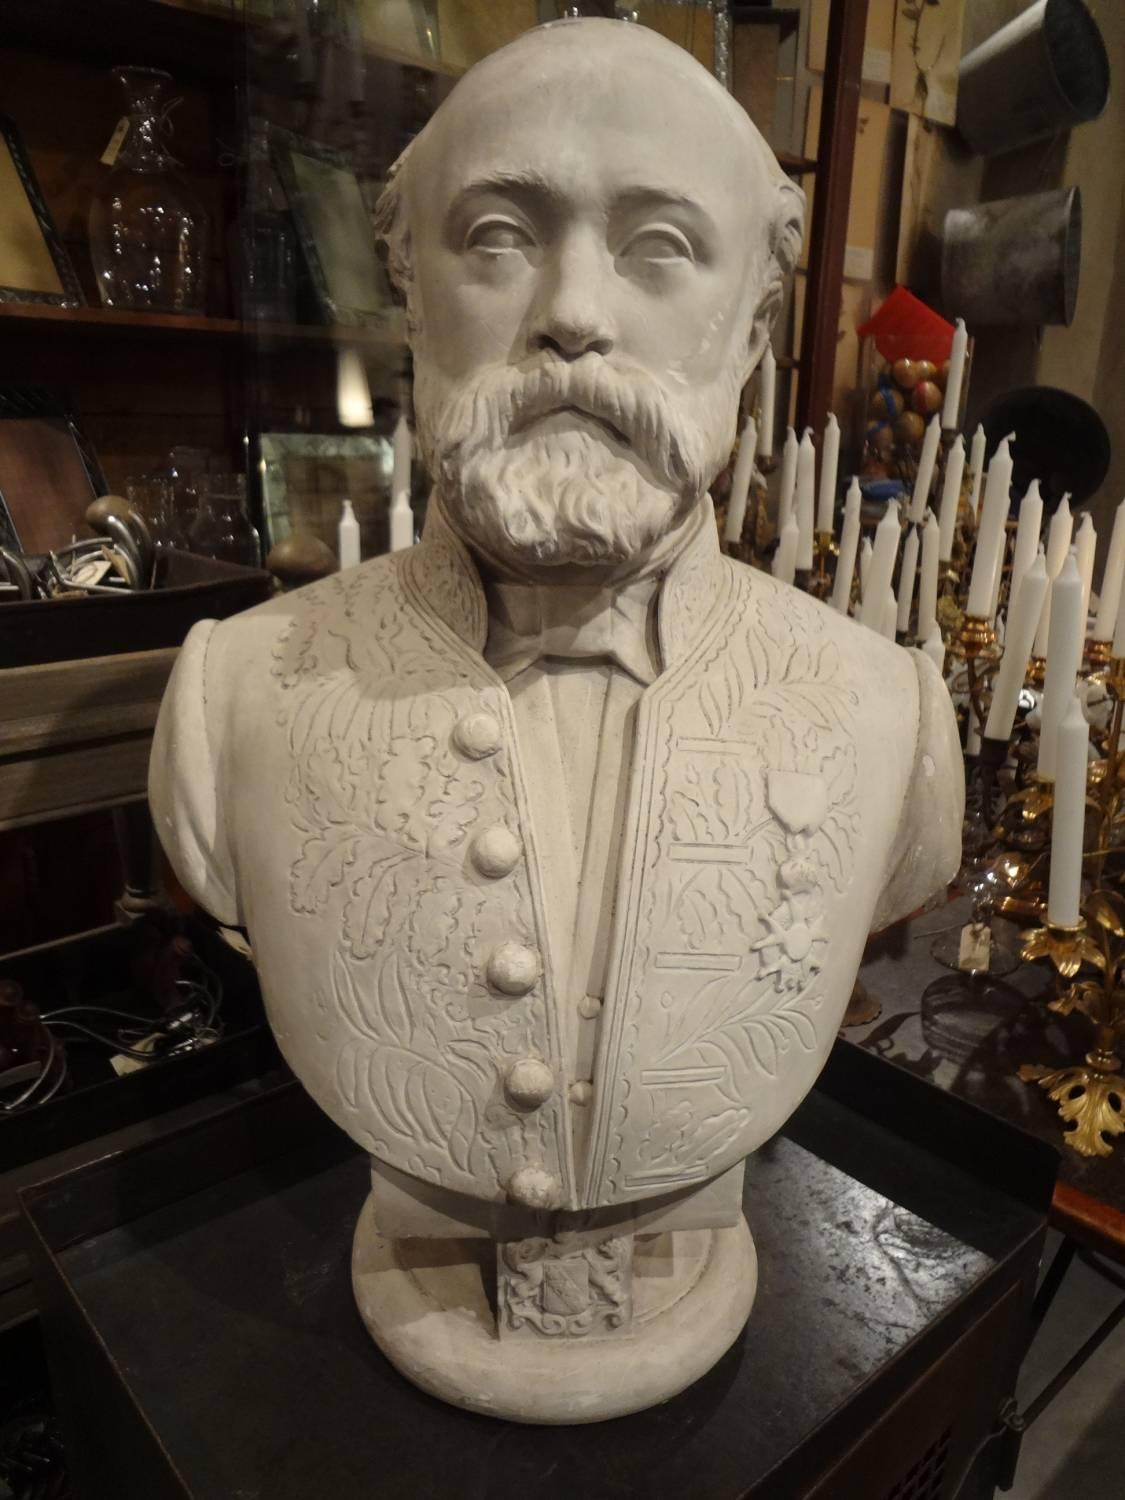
<box><xmin>1020</xmin><ymin>892</ymin><xmax>1125</xmax><ymax>1157</ymax></box>
<box><xmin>811</xmin><ymin>529</ymin><xmax>836</xmax><ymax>600</ymax></box>
<box><xmin>1087</xmin><ymin>637</ymin><xmax>1112</xmax><ymax>673</ymax></box>
<box><xmin>949</xmin><ymin>612</ymin><xmax>1001</xmax><ymax>763</ymax></box>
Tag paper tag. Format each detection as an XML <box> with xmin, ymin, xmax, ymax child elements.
<box><xmin>101</xmin><ymin>117</ymin><xmax>130</xmax><ymax>167</ymax></box>
<box><xmin>957</xmin><ymin>922</ymin><xmax>992</xmax><ymax>974</ymax></box>
<box><xmin>69</xmin><ymin>557</ymin><xmax>113</xmax><ymax>588</ymax></box>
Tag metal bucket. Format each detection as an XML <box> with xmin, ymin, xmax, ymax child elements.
<box><xmin>957</xmin><ymin>0</ymin><xmax>1109</xmax><ymax>158</ymax></box>
<box><xmin>941</xmin><ymin>186</ymin><xmax>1081</xmax><ymax>327</ymax></box>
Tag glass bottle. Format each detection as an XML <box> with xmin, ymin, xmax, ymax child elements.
<box><xmin>237</xmin><ymin>119</ymin><xmax>298</xmax><ymax>324</ymax></box>
<box><xmin>189</xmin><ymin>474</ymin><xmax>262</xmax><ymax>567</ymax></box>
<box><xmin>89</xmin><ymin>66</ymin><xmax>210</xmax><ymax>315</ymax></box>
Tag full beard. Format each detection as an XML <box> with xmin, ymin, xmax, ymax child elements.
<box><xmin>414</xmin><ymin>354</ymin><xmax>744</xmax><ymax>570</ymax></box>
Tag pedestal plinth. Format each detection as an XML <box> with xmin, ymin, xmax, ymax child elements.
<box><xmin>351</xmin><ymin>1195</ymin><xmax>758</xmax><ymax>1424</ymax></box>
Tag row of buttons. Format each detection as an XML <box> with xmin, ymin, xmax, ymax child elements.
<box><xmin>453</xmin><ymin>709</ymin><xmax>588</xmax><ymax>1209</ymax></box>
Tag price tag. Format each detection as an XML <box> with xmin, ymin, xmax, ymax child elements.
<box><xmin>101</xmin><ymin>117</ymin><xmax>130</xmax><ymax>167</ymax></box>
<box><xmin>957</xmin><ymin>922</ymin><xmax>992</xmax><ymax>974</ymax></box>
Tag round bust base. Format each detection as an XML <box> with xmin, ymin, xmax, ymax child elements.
<box><xmin>351</xmin><ymin>1196</ymin><xmax>757</xmax><ymax>1425</ymax></box>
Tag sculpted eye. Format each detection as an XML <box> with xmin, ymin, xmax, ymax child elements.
<box><xmin>621</xmin><ymin>224</ymin><xmax>695</xmax><ymax>263</ymax></box>
<box><xmin>466</xmin><ymin>217</ymin><xmax>535</xmax><ymax>253</ymax></box>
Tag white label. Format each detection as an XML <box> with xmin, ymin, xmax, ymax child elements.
<box><xmin>844</xmin><ymin>244</ymin><xmax>875</xmax><ymax>282</ymax></box>
<box><xmin>957</xmin><ymin>922</ymin><xmax>992</xmax><ymax>973</ymax></box>
<box><xmin>101</xmin><ymin>117</ymin><xmax>130</xmax><ymax>167</ymax></box>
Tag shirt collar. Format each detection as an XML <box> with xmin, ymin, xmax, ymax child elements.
<box><xmin>406</xmin><ymin>494</ymin><xmax>727</xmax><ymax>677</ymax></box>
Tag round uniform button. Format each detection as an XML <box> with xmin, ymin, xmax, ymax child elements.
<box><xmin>568</xmin><ymin>1080</ymin><xmax>593</xmax><ymax>1107</ymax></box>
<box><xmin>506</xmin><ymin>1165</ymin><xmax>560</xmax><ymax>1211</ymax></box>
<box><xmin>504</xmin><ymin>1056</ymin><xmax>555</xmax><ymax>1110</ymax></box>
<box><xmin>471</xmin><ymin>825</ymin><xmax>522</xmax><ymax>878</ymax></box>
<box><xmin>486</xmin><ymin>941</ymin><xmax>540</xmax><ymax>996</ymax></box>
<box><xmin>453</xmin><ymin>711</ymin><xmax>502</xmax><ymax>759</ymax></box>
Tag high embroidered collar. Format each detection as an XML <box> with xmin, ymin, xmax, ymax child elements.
<box><xmin>406</xmin><ymin>495</ymin><xmax>728</xmax><ymax>673</ymax></box>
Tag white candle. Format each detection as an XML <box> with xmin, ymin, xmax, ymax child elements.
<box><xmin>922</xmin><ymin>619</ymin><xmax>946</xmax><ymax>675</ymax></box>
<box><xmin>1033</xmin><ymin>495</ymin><xmax>1074</xmax><ymax>659</ymax></box>
<box><xmin>936</xmin><ymin>434</ymin><xmax>965</xmax><ymax>563</ymax></box>
<box><xmin>968</xmin><ymin>424</ymin><xmax>986</xmax><ymax>518</ymax></box>
<box><xmin>966</xmin><ymin>712</ymin><xmax>982</xmax><ymax>757</ymax></box>
<box><xmin>859</xmin><ymin>536</ymin><xmax>873</xmax><ymax>597</ymax></box>
<box><xmin>772</xmin><ymin>512</ymin><xmax>799</xmax><ymax>584</ymax></box>
<box><xmin>723</xmin><ymin>414</ymin><xmax>758</xmax><ymax>544</ymax></box>
<box><xmin>881</xmin><ymin>586</ymin><xmax>897</xmax><ymax>640</ymax></box>
<box><xmin>1075</xmin><ymin>512</ymin><xmax>1097</xmax><ymax>632</ymax></box>
<box><xmin>966</xmin><ymin>433</ymin><xmax>1014</xmax><ymax>618</ymax></box>
<box><xmin>861</xmin><ymin>501</ymin><xmax>901</xmax><ymax>628</ymax></box>
<box><xmin>1094</xmin><ymin>498</ymin><xmax>1125</xmax><ymax>643</ymax></box>
<box><xmin>389</xmin><ymin>414</ymin><xmax>414</xmax><ymax>551</ymax></box>
<box><xmin>941</xmin><ymin>318</ymin><xmax>968</xmax><ymax>430</ymax></box>
<box><xmin>817</xmin><ymin>413</ymin><xmax>840</xmax><ymax>535</ymax></box>
<box><xmin>896</xmin><ymin>523</ymin><xmax>920</xmax><ymax>635</ymax></box>
<box><xmin>776</xmin><ymin>426</ymin><xmax>798</xmax><ymax>532</ymax></box>
<box><xmin>984</xmin><ymin>549</ymin><xmax>1048</xmax><ymax>743</ymax></box>
<box><xmin>831</xmin><ymin>478</ymin><xmax>862</xmax><ymax>614</ymax></box>
<box><xmin>796</xmin><ymin>427</ymin><xmax>816</xmax><ymax>570</ymax></box>
<box><xmin>918</xmin><ymin>509</ymin><xmax>940</xmax><ymax>640</ymax></box>
<box><xmin>1037</xmin><ymin>551</ymin><xmax>1084</xmax><ymax>780</ymax></box>
<box><xmin>911</xmin><ymin>414</ymin><xmax>941</xmax><ymax>524</ymax></box>
<box><xmin>757</xmin><ymin>345</ymin><xmax>776</xmax><ymax>461</ymax></box>
<box><xmin>1008</xmin><ymin>479</ymin><xmax>1043</xmax><ymax>622</ymax></box>
<box><xmin>1047</xmin><ymin>691</ymin><xmax>1090</xmax><ymax>929</ymax></box>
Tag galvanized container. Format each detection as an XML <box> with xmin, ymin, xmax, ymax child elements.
<box><xmin>957</xmin><ymin>0</ymin><xmax>1109</xmax><ymax>158</ymax></box>
<box><xmin>941</xmin><ymin>186</ymin><xmax>1082</xmax><ymax>327</ymax></box>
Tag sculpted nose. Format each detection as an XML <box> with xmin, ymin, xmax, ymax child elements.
<box><xmin>530</xmin><ymin>238</ymin><xmax>615</xmax><ymax>360</ymax></box>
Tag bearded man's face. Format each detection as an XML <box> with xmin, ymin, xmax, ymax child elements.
<box><xmin>414</xmin><ymin>349</ymin><xmax>743</xmax><ymax>569</ymax></box>
<box><xmin>401</xmin><ymin>23</ymin><xmax>774</xmax><ymax>571</ymax></box>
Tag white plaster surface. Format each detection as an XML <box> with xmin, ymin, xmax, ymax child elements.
<box><xmin>149</xmin><ymin>18</ymin><xmax>963</xmax><ymax>1421</ymax></box>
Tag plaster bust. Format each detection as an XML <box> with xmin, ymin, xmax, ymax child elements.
<box><xmin>150</xmin><ymin>18</ymin><xmax>962</xmax><ymax>1424</ymax></box>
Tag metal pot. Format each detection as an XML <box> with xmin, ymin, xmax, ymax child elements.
<box><xmin>957</xmin><ymin>0</ymin><xmax>1109</xmax><ymax>158</ymax></box>
<box><xmin>941</xmin><ymin>186</ymin><xmax>1081</xmax><ymax>327</ymax></box>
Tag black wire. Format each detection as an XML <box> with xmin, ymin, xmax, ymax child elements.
<box><xmin>45</xmin><ymin>1019</ymin><xmax>174</xmax><ymax>1060</ymax></box>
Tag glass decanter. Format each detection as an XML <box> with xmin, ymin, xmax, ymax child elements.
<box><xmin>89</xmin><ymin>66</ymin><xmax>210</xmax><ymax>314</ymax></box>
<box><xmin>189</xmin><ymin>474</ymin><xmax>261</xmax><ymax>567</ymax></box>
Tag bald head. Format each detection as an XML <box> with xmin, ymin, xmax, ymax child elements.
<box><xmin>379</xmin><ymin>19</ymin><xmax>802</xmax><ymax>354</ymax></box>
<box><xmin>375</xmin><ymin>18</ymin><xmax>805</xmax><ymax>570</ymax></box>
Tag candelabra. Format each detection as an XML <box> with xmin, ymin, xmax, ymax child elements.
<box><xmin>1019</xmin><ymin>890</ymin><xmax>1125</xmax><ymax>1157</ymax></box>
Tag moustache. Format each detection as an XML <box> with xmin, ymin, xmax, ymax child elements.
<box><xmin>432</xmin><ymin>355</ymin><xmax>702</xmax><ymax>494</ymax></box>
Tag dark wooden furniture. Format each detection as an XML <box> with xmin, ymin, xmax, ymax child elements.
<box><xmin>20</xmin><ymin>1045</ymin><xmax>1053</xmax><ymax>1500</ymax></box>
<box><xmin>795</xmin><ymin>0</ymin><xmax>870</xmax><ymax>434</ymax></box>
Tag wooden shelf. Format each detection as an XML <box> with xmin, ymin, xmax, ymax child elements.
<box><xmin>0</xmin><ymin>301</ymin><xmax>404</xmax><ymax>357</ymax></box>
<box><xmin>776</xmin><ymin>152</ymin><xmax>818</xmax><ymax>176</ymax></box>
<box><xmin>5</xmin><ymin>0</ymin><xmax>464</xmax><ymax>82</ymax></box>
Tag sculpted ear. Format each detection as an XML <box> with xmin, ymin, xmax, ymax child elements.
<box><xmin>745</xmin><ymin>176</ymin><xmax>806</xmax><ymax>378</ymax></box>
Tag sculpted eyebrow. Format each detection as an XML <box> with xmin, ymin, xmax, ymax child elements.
<box><xmin>613</xmin><ymin>185</ymin><xmax>718</xmax><ymax>237</ymax></box>
<box><xmin>446</xmin><ymin>170</ymin><xmax>567</xmax><ymax>226</ymax></box>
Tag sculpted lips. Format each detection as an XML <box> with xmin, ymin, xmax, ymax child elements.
<box><xmin>515</xmin><ymin>403</ymin><xmax>632</xmax><ymax>449</ymax></box>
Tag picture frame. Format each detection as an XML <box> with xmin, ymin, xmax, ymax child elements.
<box><xmin>259</xmin><ymin>430</ymin><xmax>394</xmax><ymax>559</ymax></box>
<box><xmin>0</xmin><ymin>116</ymin><xmax>84</xmax><ymax>309</ymax></box>
<box><xmin>0</xmin><ymin>386</ymin><xmax>107</xmax><ymax>555</ymax></box>
<box><xmin>268</xmin><ymin>127</ymin><xmax>396</xmax><ymax>328</ymax></box>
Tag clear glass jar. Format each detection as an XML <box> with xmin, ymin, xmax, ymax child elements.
<box><xmin>125</xmin><ymin>473</ymin><xmax>180</xmax><ymax>549</ymax></box>
<box><xmin>188</xmin><ymin>473</ymin><xmax>262</xmax><ymax>567</ymax></box>
<box><xmin>89</xmin><ymin>66</ymin><xmax>210</xmax><ymax>315</ymax></box>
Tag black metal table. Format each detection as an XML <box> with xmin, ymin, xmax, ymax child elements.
<box><xmin>20</xmin><ymin>1044</ymin><xmax>1054</xmax><ymax>1500</ymax></box>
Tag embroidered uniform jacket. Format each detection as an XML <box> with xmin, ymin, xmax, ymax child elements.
<box><xmin>150</xmin><ymin>506</ymin><xmax>962</xmax><ymax>1212</ymax></box>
